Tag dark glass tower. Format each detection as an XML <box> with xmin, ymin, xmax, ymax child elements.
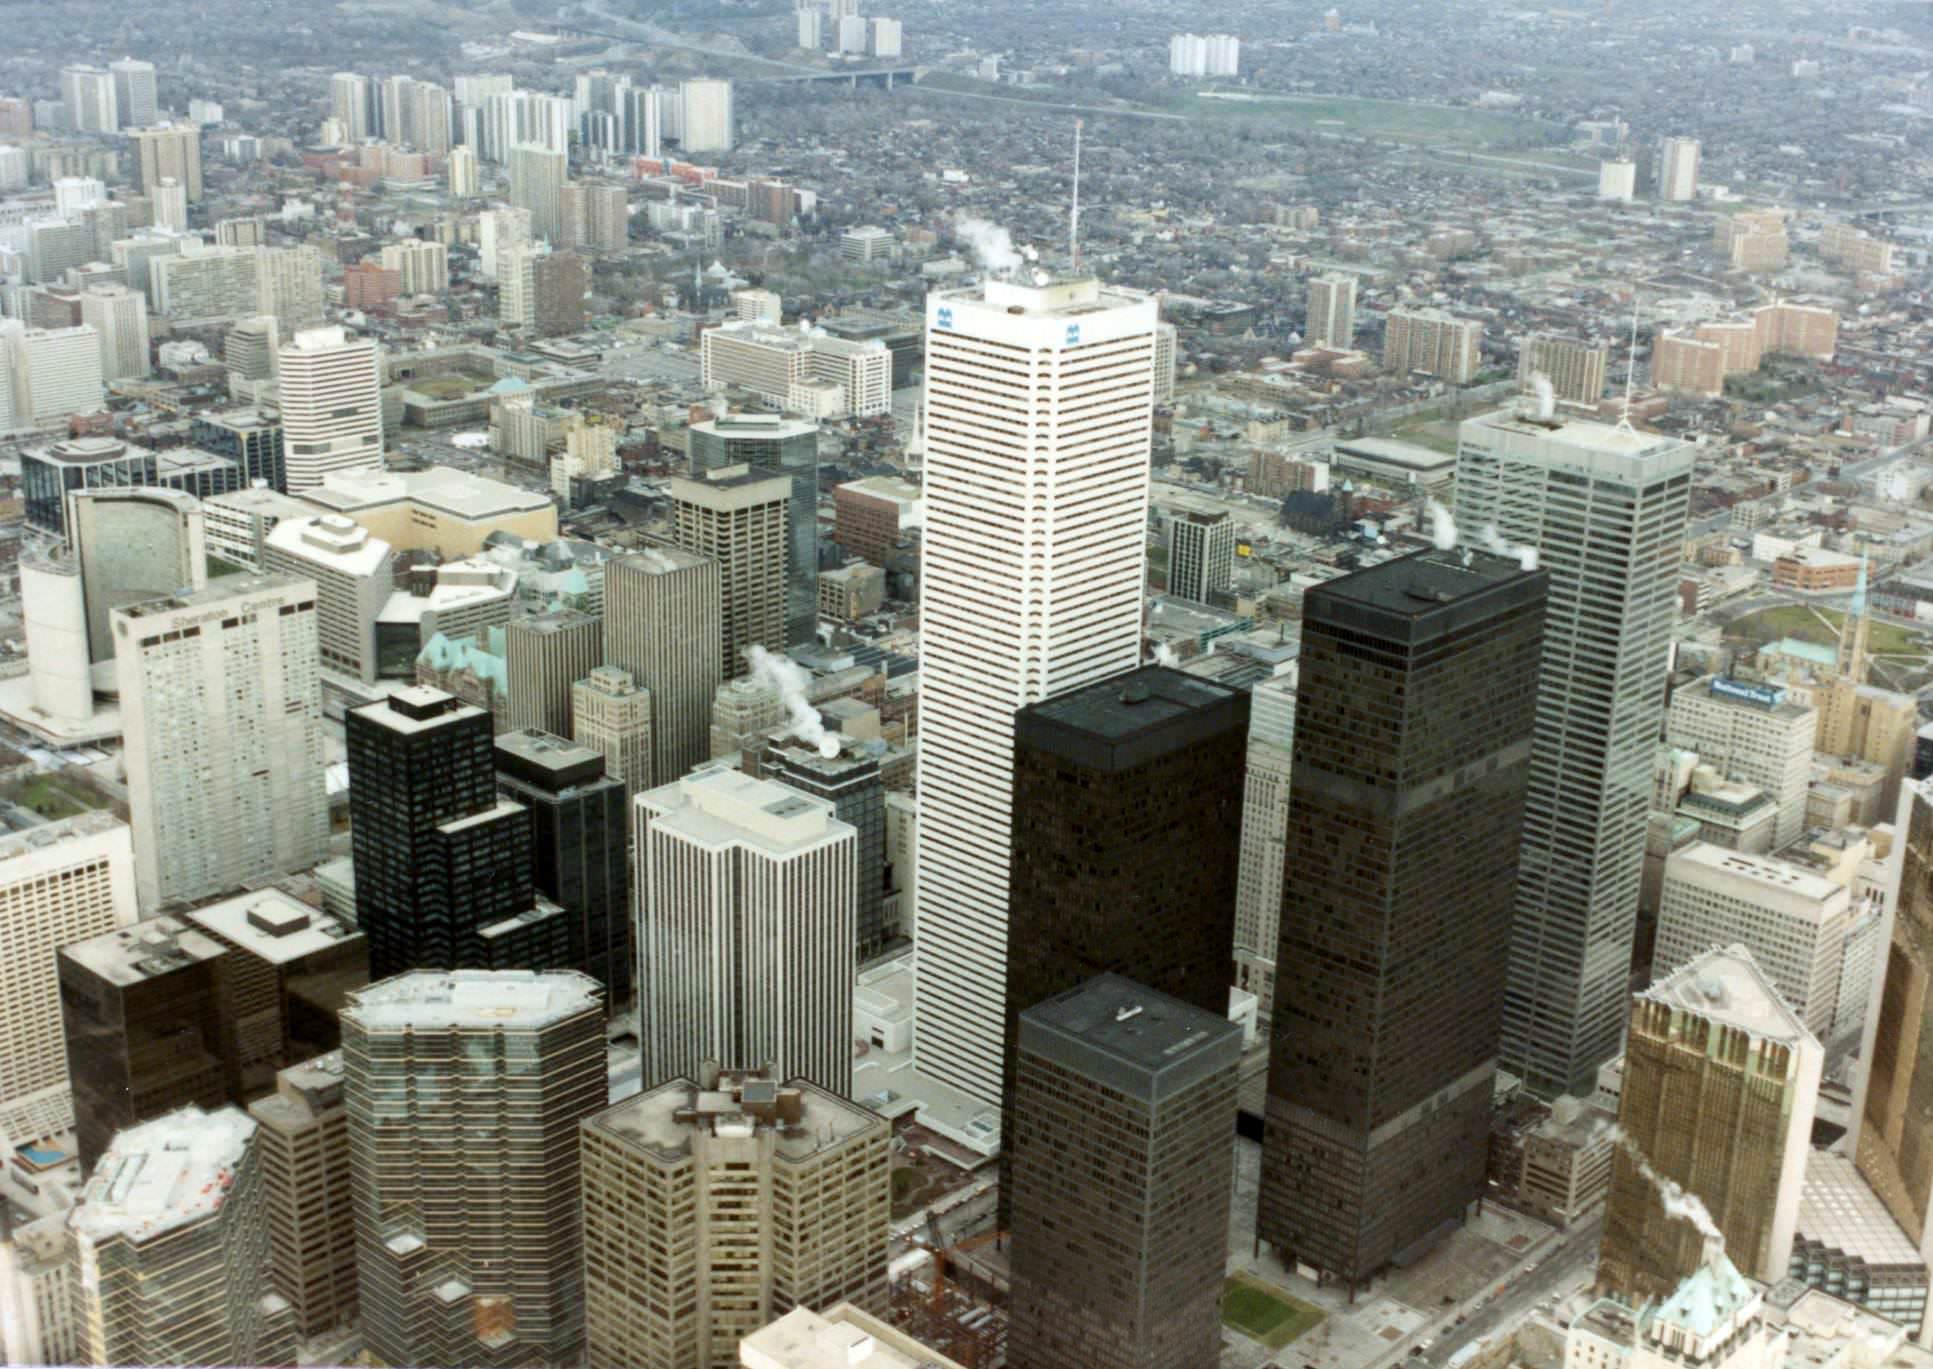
<box><xmin>346</xmin><ymin>687</ymin><xmax>537</xmax><ymax>981</ymax></box>
<box><xmin>765</xmin><ymin>742</ymin><xmax>888</xmax><ymax>960</ymax></box>
<box><xmin>494</xmin><ymin>728</ymin><xmax>632</xmax><ymax>1003</ymax></box>
<box><xmin>1007</xmin><ymin>974</ymin><xmax>1241</xmax><ymax>1369</ymax></box>
<box><xmin>1258</xmin><ymin>545</ymin><xmax>1547</xmax><ymax>1291</ymax></box>
<box><xmin>997</xmin><ymin>665</ymin><xmax>1247</xmax><ymax>1214</ymax></box>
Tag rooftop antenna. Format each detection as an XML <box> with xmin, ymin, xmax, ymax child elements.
<box><xmin>1070</xmin><ymin>117</ymin><xmax>1083</xmax><ymax>273</ymax></box>
<box><xmin>1618</xmin><ymin>286</ymin><xmax>1641</xmax><ymax>432</ymax></box>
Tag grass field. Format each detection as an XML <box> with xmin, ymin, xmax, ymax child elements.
<box><xmin>411</xmin><ymin>374</ymin><xmax>487</xmax><ymax>400</ymax></box>
<box><xmin>3</xmin><ymin>774</ymin><xmax>101</xmax><ymax>821</ymax></box>
<box><xmin>1728</xmin><ymin>604</ymin><xmax>1928</xmax><ymax>657</ymax></box>
<box><xmin>1395</xmin><ymin>420</ymin><xmax>1462</xmax><ymax>455</ymax></box>
<box><xmin>1222</xmin><ymin>1275</ymin><xmax>1326</xmax><ymax>1350</ymax></box>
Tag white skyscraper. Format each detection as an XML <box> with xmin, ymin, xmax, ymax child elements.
<box><xmin>636</xmin><ymin>766</ymin><xmax>858</xmax><ymax>1096</ymax></box>
<box><xmin>1599</xmin><ymin>158</ymin><xmax>1637</xmax><ymax>202</ymax></box>
<box><xmin>1666</xmin><ymin>674</ymin><xmax>1817</xmax><ymax>850</ymax></box>
<box><xmin>379</xmin><ymin>239</ymin><xmax>449</xmax><ymax>295</ymax></box>
<box><xmin>1306</xmin><ymin>273</ymin><xmax>1358</xmax><ymax>349</ymax></box>
<box><xmin>508</xmin><ymin>142</ymin><xmax>568</xmax><ymax>243</ymax></box>
<box><xmin>53</xmin><ymin>176</ymin><xmax>105</xmax><ymax>218</ymax></box>
<box><xmin>60</xmin><ymin>65</ymin><xmax>118</xmax><ymax>134</ymax></box>
<box><xmin>151</xmin><ymin>176</ymin><xmax>188</xmax><ymax>232</ymax></box>
<box><xmin>108</xmin><ymin>58</ymin><xmax>158</xmax><ymax>128</ymax></box>
<box><xmin>329</xmin><ymin>72</ymin><xmax>372</xmax><ymax>142</ymax></box>
<box><xmin>870</xmin><ymin>16</ymin><xmax>903</xmax><ymax>57</ymax></box>
<box><xmin>447</xmin><ymin>143</ymin><xmax>479</xmax><ymax>197</ymax></box>
<box><xmin>914</xmin><ymin>273</ymin><xmax>1158</xmax><ymax>1111</ymax></box>
<box><xmin>256</xmin><ymin>244</ymin><xmax>325</xmax><ymax>331</ymax></box>
<box><xmin>838</xmin><ymin>15</ymin><xmax>868</xmax><ymax>53</ymax></box>
<box><xmin>1658</xmin><ymin>136</ymin><xmax>1701</xmax><ymax>201</ymax></box>
<box><xmin>476</xmin><ymin>205</ymin><xmax>531</xmax><ymax>282</ymax></box>
<box><xmin>277</xmin><ymin>326</ymin><xmax>382</xmax><ymax>492</ymax></box>
<box><xmin>78</xmin><ymin>284</ymin><xmax>151</xmax><ymax>381</ymax></box>
<box><xmin>1455</xmin><ymin>410</ymin><xmax>1696</xmax><ymax>1097</ymax></box>
<box><xmin>1233</xmin><ymin>667</ymin><xmax>1297</xmax><ymax>1021</ymax></box>
<box><xmin>116</xmin><ymin>573</ymin><xmax>329</xmax><ymax>910</ymax></box>
<box><xmin>679</xmin><ymin>79</ymin><xmax>734</xmax><ymax>153</ymax></box>
<box><xmin>11</xmin><ymin>325</ymin><xmax>104</xmax><ymax>425</ymax></box>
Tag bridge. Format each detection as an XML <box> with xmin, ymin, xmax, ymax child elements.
<box><xmin>745</xmin><ymin>66</ymin><xmax>924</xmax><ymax>88</ymax></box>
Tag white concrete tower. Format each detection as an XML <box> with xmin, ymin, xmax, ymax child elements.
<box><xmin>913</xmin><ymin>272</ymin><xmax>1157</xmax><ymax>1114</ymax></box>
<box><xmin>277</xmin><ymin>326</ymin><xmax>382</xmax><ymax>492</ymax></box>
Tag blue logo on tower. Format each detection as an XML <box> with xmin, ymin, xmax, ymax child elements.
<box><xmin>1065</xmin><ymin>323</ymin><xmax>1080</xmax><ymax>347</ymax></box>
<box><xmin>936</xmin><ymin>307</ymin><xmax>954</xmax><ymax>330</ymax></box>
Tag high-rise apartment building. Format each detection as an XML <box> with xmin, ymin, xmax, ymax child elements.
<box><xmin>116</xmin><ymin>574</ymin><xmax>330</xmax><ymax>909</ymax></box>
<box><xmin>130</xmin><ymin>123</ymin><xmax>203</xmax><ymax>200</ymax></box>
<box><xmin>346</xmin><ymin>688</ymin><xmax>536</xmax><ymax>980</ymax></box>
<box><xmin>508</xmin><ymin>142</ymin><xmax>569</xmax><ymax>242</ymax></box>
<box><xmin>60</xmin><ymin>66</ymin><xmax>117</xmax><ymax>134</ymax></box>
<box><xmin>329</xmin><ymin>72</ymin><xmax>374</xmax><ymax>141</ymax></box>
<box><xmin>247</xmin><ymin>1053</ymin><xmax>357</xmax><ymax>1338</ymax></box>
<box><xmin>1667</xmin><ymin>675</ymin><xmax>1817</xmax><ymax>850</ymax></box>
<box><xmin>1257</xmin><ymin>546</ymin><xmax>1547</xmax><ymax>1290</ymax></box>
<box><xmin>1385</xmin><ymin>306</ymin><xmax>1483</xmax><ymax>383</ymax></box>
<box><xmin>679</xmin><ymin>78</ymin><xmax>734</xmax><ymax>153</ymax></box>
<box><xmin>278</xmin><ymin>326</ymin><xmax>382</xmax><ymax>491</ymax></box>
<box><xmin>767</xmin><ymin>743</ymin><xmax>888</xmax><ymax>960</ymax></box>
<box><xmin>605</xmin><ymin>547</ymin><xmax>722</xmax><ymax>784</ymax></box>
<box><xmin>108</xmin><ymin>58</ymin><xmax>157</xmax><ymax>128</ymax></box>
<box><xmin>262</xmin><ymin>513</ymin><xmax>394</xmax><ymax>683</ymax></box>
<box><xmin>342</xmin><ymin>970</ymin><xmax>605</xmax><ymax>1369</ymax></box>
<box><xmin>256</xmin><ymin>244</ymin><xmax>326</xmax><ymax>331</ymax></box>
<box><xmin>572</xmin><ymin>665</ymin><xmax>653</xmax><ymax>801</ymax></box>
<box><xmin>151</xmin><ymin>176</ymin><xmax>189</xmax><ymax>232</ymax></box>
<box><xmin>1233</xmin><ymin>666</ymin><xmax>1297</xmax><ymax>1021</ymax></box>
<box><xmin>1455</xmin><ymin>409</ymin><xmax>1696</xmax><ymax>1097</ymax></box>
<box><xmin>78</xmin><ymin>283</ymin><xmax>150</xmax><ymax>381</ymax></box>
<box><xmin>379</xmin><ymin>238</ymin><xmax>449</xmax><ymax>295</ymax></box>
<box><xmin>1599</xmin><ymin>158</ymin><xmax>1637</xmax><ymax>202</ymax></box>
<box><xmin>636</xmin><ymin>766</ymin><xmax>858</xmax><ymax>1094</ymax></box>
<box><xmin>495</xmin><ymin>729</ymin><xmax>632</xmax><ymax>1002</ymax></box>
<box><xmin>1008</xmin><ymin>975</ymin><xmax>1241</xmax><ymax>1368</ymax></box>
<box><xmin>1655</xmin><ymin>844</ymin><xmax>1850</xmax><ymax>1043</ymax></box>
<box><xmin>1519</xmin><ymin>334</ymin><xmax>1609</xmax><ymax>407</ymax></box>
<box><xmin>68</xmin><ymin>1106</ymin><xmax>295</xmax><ymax>1368</ymax></box>
<box><xmin>1658</xmin><ymin>136</ymin><xmax>1702</xmax><ymax>201</ymax></box>
<box><xmin>0</xmin><ymin>814</ymin><xmax>136</xmax><ymax>1137</ymax></box>
<box><xmin>447</xmin><ymin>143</ymin><xmax>479</xmax><ymax>196</ymax></box>
<box><xmin>1599</xmin><ymin>945</ymin><xmax>1821</xmax><ymax>1302</ymax></box>
<box><xmin>0</xmin><ymin>1213</ymin><xmax>80</xmax><ymax>1368</ymax></box>
<box><xmin>582</xmin><ymin>1067</ymin><xmax>889</xmax><ymax>1369</ymax></box>
<box><xmin>915</xmin><ymin>271</ymin><xmax>1158</xmax><ymax>1112</ymax></box>
<box><xmin>151</xmin><ymin>246</ymin><xmax>259</xmax><ymax>324</ymax></box>
<box><xmin>1166</xmin><ymin>510</ymin><xmax>1235</xmax><ymax>605</ymax></box>
<box><xmin>506</xmin><ymin>609</ymin><xmax>604</xmax><ymax>735</ymax></box>
<box><xmin>671</xmin><ymin>464</ymin><xmax>791</xmax><ymax>679</ymax></box>
<box><xmin>689</xmin><ymin>414</ymin><xmax>821</xmax><ymax>648</ymax></box>
<box><xmin>476</xmin><ymin>205</ymin><xmax>530</xmax><ymax>282</ymax></box>
<box><xmin>1306</xmin><ymin>273</ymin><xmax>1357</xmax><ymax>349</ymax></box>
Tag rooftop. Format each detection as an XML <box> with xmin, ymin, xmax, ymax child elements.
<box><xmin>586</xmin><ymin>1068</ymin><xmax>882</xmax><ymax>1168</ymax></box>
<box><xmin>69</xmin><ymin>1105</ymin><xmax>257</xmax><ymax>1245</ymax></box>
<box><xmin>182</xmin><ymin>888</ymin><xmax>360</xmax><ymax>966</ymax></box>
<box><xmin>1019</xmin><ymin>972</ymin><xmax>1243</xmax><ymax>1104</ymax></box>
<box><xmin>1462</xmin><ymin>407</ymin><xmax>1696</xmax><ymax>463</ymax></box>
<box><xmin>0</xmin><ymin>809</ymin><xmax>126</xmax><ymax>867</ymax></box>
<box><xmin>837</xmin><ymin>474</ymin><xmax>924</xmax><ymax>509</ymax></box>
<box><xmin>495</xmin><ymin>727</ymin><xmax>609</xmax><ymax>788</ymax></box>
<box><xmin>689</xmin><ymin>412</ymin><xmax>819</xmax><ymax>441</ymax></box>
<box><xmin>62</xmin><ymin>915</ymin><xmax>226</xmax><ymax>987</ymax></box>
<box><xmin>1648</xmin><ymin>1250</ymin><xmax>1759</xmax><ymax>1342</ymax></box>
<box><xmin>1666</xmin><ymin>843</ymin><xmax>1846</xmax><ymax>910</ymax></box>
<box><xmin>352</xmin><ymin>685</ymin><xmax>486</xmax><ymax>736</ymax></box>
<box><xmin>639</xmin><ymin>764</ymin><xmax>850</xmax><ymax>855</ymax></box>
<box><xmin>343</xmin><ymin>969</ymin><xmax>602</xmax><ymax>1034</ymax></box>
<box><xmin>300</xmin><ymin>465</ymin><xmax>552</xmax><ymax>519</ymax></box>
<box><xmin>267</xmin><ymin>513</ymin><xmax>391</xmax><ymax>577</ymax></box>
<box><xmin>1017</xmin><ymin>666</ymin><xmax>1246</xmax><ymax>772</ymax></box>
<box><xmin>614</xmin><ymin>544</ymin><xmax>710</xmax><ymax>577</ymax></box>
<box><xmin>1797</xmin><ymin>1149</ymin><xmax>1925</xmax><ymax>1270</ymax></box>
<box><xmin>1332</xmin><ymin>435</ymin><xmax>1460</xmax><ymax>471</ymax></box>
<box><xmin>1307</xmin><ymin>545</ymin><xmax>1546</xmax><ymax>649</ymax></box>
<box><xmin>1640</xmin><ymin>944</ymin><xmax>1814</xmax><ymax>1047</ymax></box>
<box><xmin>740</xmin><ymin>1304</ymin><xmax>968</xmax><ymax>1369</ymax></box>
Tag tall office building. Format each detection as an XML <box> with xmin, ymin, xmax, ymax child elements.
<box><xmin>247</xmin><ymin>1053</ymin><xmax>358</xmax><ymax>1338</ymax></box>
<box><xmin>1166</xmin><ymin>510</ymin><xmax>1235</xmax><ymax>605</ymax></box>
<box><xmin>108</xmin><ymin>58</ymin><xmax>158</xmax><ymax>128</ymax></box>
<box><xmin>192</xmin><ymin>406</ymin><xmax>285</xmax><ymax>490</ymax></box>
<box><xmin>1667</xmin><ymin>675</ymin><xmax>1816</xmax><ymax>851</ymax></box>
<box><xmin>1233</xmin><ymin>667</ymin><xmax>1297</xmax><ymax>1020</ymax></box>
<box><xmin>1519</xmin><ymin>334</ymin><xmax>1610</xmax><ymax>407</ymax></box>
<box><xmin>78</xmin><ymin>283</ymin><xmax>150</xmax><ymax>381</ymax></box>
<box><xmin>0</xmin><ymin>814</ymin><xmax>136</xmax><ymax>1138</ymax></box>
<box><xmin>1258</xmin><ymin>546</ymin><xmax>1548</xmax><ymax>1289</ymax></box>
<box><xmin>1385</xmin><ymin>307</ymin><xmax>1483</xmax><ymax>382</ymax></box>
<box><xmin>605</xmin><ymin>547</ymin><xmax>721</xmax><ymax>784</ymax></box>
<box><xmin>1658</xmin><ymin>136</ymin><xmax>1702</xmax><ymax>201</ymax></box>
<box><xmin>330</xmin><ymin>73</ymin><xmax>374</xmax><ymax>142</ymax></box>
<box><xmin>60</xmin><ymin>65</ymin><xmax>117</xmax><ymax>134</ymax></box>
<box><xmin>678</xmin><ymin>78</ymin><xmax>734</xmax><ymax>153</ymax></box>
<box><xmin>262</xmin><ymin>513</ymin><xmax>394</xmax><ymax>683</ymax></box>
<box><xmin>671</xmin><ymin>464</ymin><xmax>790</xmax><ymax>679</ymax></box>
<box><xmin>59</xmin><ymin>917</ymin><xmax>229</xmax><ymax>1173</ymax></box>
<box><xmin>636</xmin><ymin>767</ymin><xmax>857</xmax><ymax>1094</ymax></box>
<box><xmin>342</xmin><ymin>970</ymin><xmax>605</xmax><ymax>1369</ymax></box>
<box><xmin>68</xmin><ymin>1106</ymin><xmax>294</xmax><ymax>1369</ymax></box>
<box><xmin>116</xmin><ymin>574</ymin><xmax>330</xmax><ymax>910</ymax></box>
<box><xmin>581</xmin><ymin>1067</ymin><xmax>890</xmax><ymax>1369</ymax></box>
<box><xmin>1599</xmin><ymin>946</ymin><xmax>1822</xmax><ymax>1302</ymax></box>
<box><xmin>131</xmin><ymin>123</ymin><xmax>203</xmax><ymax>201</ymax></box>
<box><xmin>495</xmin><ymin>729</ymin><xmax>632</xmax><ymax>1002</ymax></box>
<box><xmin>508</xmin><ymin>142</ymin><xmax>568</xmax><ymax>243</ymax></box>
<box><xmin>10</xmin><ymin>324</ymin><xmax>104</xmax><ymax>424</ymax></box>
<box><xmin>768</xmin><ymin>743</ymin><xmax>888</xmax><ymax>959</ymax></box>
<box><xmin>689</xmin><ymin>413</ymin><xmax>820</xmax><ymax>648</ymax></box>
<box><xmin>999</xmin><ymin>666</ymin><xmax>1246</xmax><ymax>1199</ymax></box>
<box><xmin>1008</xmin><ymin>975</ymin><xmax>1241</xmax><ymax>1369</ymax></box>
<box><xmin>572</xmin><ymin>665</ymin><xmax>653</xmax><ymax>801</ymax></box>
<box><xmin>345</xmin><ymin>688</ymin><xmax>536</xmax><ymax>980</ymax></box>
<box><xmin>278</xmin><ymin>326</ymin><xmax>382</xmax><ymax>492</ymax></box>
<box><xmin>506</xmin><ymin>609</ymin><xmax>604</xmax><ymax>735</ymax></box>
<box><xmin>1306</xmin><ymin>273</ymin><xmax>1357</xmax><ymax>349</ymax></box>
<box><xmin>1456</xmin><ymin>409</ymin><xmax>1696</xmax><ymax>1096</ymax></box>
<box><xmin>914</xmin><ymin>271</ymin><xmax>1158</xmax><ymax>1111</ymax></box>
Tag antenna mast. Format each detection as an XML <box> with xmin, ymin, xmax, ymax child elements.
<box><xmin>1619</xmin><ymin>287</ymin><xmax>1641</xmax><ymax>432</ymax></box>
<box><xmin>1070</xmin><ymin>118</ymin><xmax>1083</xmax><ymax>272</ymax></box>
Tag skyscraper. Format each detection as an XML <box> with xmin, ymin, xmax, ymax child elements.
<box><xmin>1007</xmin><ymin>975</ymin><xmax>1242</xmax><ymax>1369</ymax></box>
<box><xmin>581</xmin><ymin>1067</ymin><xmax>890</xmax><ymax>1369</ymax></box>
<box><xmin>107</xmin><ymin>58</ymin><xmax>157</xmax><ymax>128</ymax></box>
<box><xmin>604</xmin><ymin>547</ymin><xmax>721</xmax><ymax>784</ymax></box>
<box><xmin>78</xmin><ymin>283</ymin><xmax>150</xmax><ymax>381</ymax></box>
<box><xmin>68</xmin><ymin>1106</ymin><xmax>295</xmax><ymax>1369</ymax></box>
<box><xmin>278</xmin><ymin>326</ymin><xmax>382</xmax><ymax>492</ymax></box>
<box><xmin>495</xmin><ymin>729</ymin><xmax>632</xmax><ymax>1002</ymax></box>
<box><xmin>68</xmin><ymin>487</ymin><xmax>206</xmax><ymax>667</ymax></box>
<box><xmin>1233</xmin><ymin>667</ymin><xmax>1297</xmax><ymax>1022</ymax></box>
<box><xmin>247</xmin><ymin>1053</ymin><xmax>358</xmax><ymax>1338</ymax></box>
<box><xmin>1666</xmin><ymin>675</ymin><xmax>1816</xmax><ymax>850</ymax></box>
<box><xmin>342</xmin><ymin>970</ymin><xmax>605</xmax><ymax>1369</ymax></box>
<box><xmin>60</xmin><ymin>66</ymin><xmax>117</xmax><ymax>134</ymax></box>
<box><xmin>508</xmin><ymin>142</ymin><xmax>568</xmax><ymax>243</ymax></box>
<box><xmin>1258</xmin><ymin>546</ymin><xmax>1548</xmax><ymax>1289</ymax></box>
<box><xmin>115</xmin><ymin>574</ymin><xmax>330</xmax><ymax>910</ymax></box>
<box><xmin>670</xmin><ymin>464</ymin><xmax>791</xmax><ymax>679</ymax></box>
<box><xmin>130</xmin><ymin>123</ymin><xmax>203</xmax><ymax>200</ymax></box>
<box><xmin>1307</xmin><ymin>273</ymin><xmax>1358</xmax><ymax>349</ymax></box>
<box><xmin>914</xmin><ymin>271</ymin><xmax>1157</xmax><ymax>1111</ymax></box>
<box><xmin>1658</xmin><ymin>136</ymin><xmax>1701</xmax><ymax>201</ymax></box>
<box><xmin>345</xmin><ymin>687</ymin><xmax>536</xmax><ymax>981</ymax></box>
<box><xmin>678</xmin><ymin>78</ymin><xmax>734</xmax><ymax>153</ymax></box>
<box><xmin>256</xmin><ymin>244</ymin><xmax>327</xmax><ymax>331</ymax></box>
<box><xmin>1000</xmin><ymin>666</ymin><xmax>1247</xmax><ymax>1180</ymax></box>
<box><xmin>1165</xmin><ymin>510</ymin><xmax>1235</xmax><ymax>605</ymax></box>
<box><xmin>1598</xmin><ymin>945</ymin><xmax>1822</xmax><ymax>1302</ymax></box>
<box><xmin>506</xmin><ymin>608</ymin><xmax>604</xmax><ymax>735</ymax></box>
<box><xmin>689</xmin><ymin>413</ymin><xmax>821</xmax><ymax>649</ymax></box>
<box><xmin>636</xmin><ymin>766</ymin><xmax>857</xmax><ymax>1094</ymax></box>
<box><xmin>571</xmin><ymin>665</ymin><xmax>653</xmax><ymax>801</ymax></box>
<box><xmin>329</xmin><ymin>73</ymin><xmax>374</xmax><ymax>141</ymax></box>
<box><xmin>767</xmin><ymin>743</ymin><xmax>888</xmax><ymax>959</ymax></box>
<box><xmin>1455</xmin><ymin>410</ymin><xmax>1696</xmax><ymax>1097</ymax></box>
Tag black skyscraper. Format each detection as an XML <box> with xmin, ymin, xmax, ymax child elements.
<box><xmin>765</xmin><ymin>741</ymin><xmax>889</xmax><ymax>960</ymax></box>
<box><xmin>997</xmin><ymin>664</ymin><xmax>1247</xmax><ymax>1220</ymax></box>
<box><xmin>1258</xmin><ymin>546</ymin><xmax>1547</xmax><ymax>1291</ymax></box>
<box><xmin>494</xmin><ymin>728</ymin><xmax>632</xmax><ymax>1003</ymax></box>
<box><xmin>346</xmin><ymin>687</ymin><xmax>538</xmax><ymax>981</ymax></box>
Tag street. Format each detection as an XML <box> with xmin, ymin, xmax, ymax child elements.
<box><xmin>1420</xmin><ymin>1213</ymin><xmax>1602</xmax><ymax>1368</ymax></box>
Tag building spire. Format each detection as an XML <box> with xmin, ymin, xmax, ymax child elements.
<box><xmin>1840</xmin><ymin>556</ymin><xmax>1871</xmax><ymax>683</ymax></box>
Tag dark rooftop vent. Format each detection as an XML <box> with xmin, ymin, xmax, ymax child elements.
<box><xmin>1120</xmin><ymin>682</ymin><xmax>1152</xmax><ymax>706</ymax></box>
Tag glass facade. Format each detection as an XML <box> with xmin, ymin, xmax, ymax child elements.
<box><xmin>690</xmin><ymin>421</ymin><xmax>820</xmax><ymax>649</ymax></box>
<box><xmin>21</xmin><ymin>442</ymin><xmax>157</xmax><ymax>535</ymax></box>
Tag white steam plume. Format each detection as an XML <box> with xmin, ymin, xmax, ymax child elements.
<box><xmin>1427</xmin><ymin>498</ymin><xmax>1458</xmax><ymax>551</ymax></box>
<box><xmin>1598</xmin><ymin>1123</ymin><xmax>1726</xmax><ymax>1253</ymax></box>
<box><xmin>1531</xmin><ymin>371</ymin><xmax>1555</xmax><ymax>421</ymax></box>
<box><xmin>1481</xmin><ymin>524</ymin><xmax>1540</xmax><ymax>571</ymax></box>
<box><xmin>955</xmin><ymin>216</ymin><xmax>1024</xmax><ymax>276</ymax></box>
<box><xmin>745</xmin><ymin>644</ymin><xmax>841</xmax><ymax>759</ymax></box>
<box><xmin>1153</xmin><ymin>642</ymin><xmax>1180</xmax><ymax>667</ymax></box>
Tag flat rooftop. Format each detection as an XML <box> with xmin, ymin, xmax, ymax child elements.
<box><xmin>1666</xmin><ymin>843</ymin><xmax>1845</xmax><ymax>907</ymax></box>
<box><xmin>1019</xmin><ymin>972</ymin><xmax>1243</xmax><ymax>1104</ymax></box>
<box><xmin>1307</xmin><ymin>546</ymin><xmax>1545</xmax><ymax>649</ymax></box>
<box><xmin>1017</xmin><ymin>666</ymin><xmax>1246</xmax><ymax>772</ymax></box>
<box><xmin>1797</xmin><ymin>1149</ymin><xmax>1926</xmax><ymax>1270</ymax></box>
<box><xmin>62</xmin><ymin>916</ymin><xmax>226</xmax><ymax>987</ymax></box>
<box><xmin>1463</xmin><ymin>407</ymin><xmax>1695</xmax><ymax>462</ymax></box>
<box><xmin>69</xmin><ymin>1105</ymin><xmax>257</xmax><ymax>1245</ymax></box>
<box><xmin>690</xmin><ymin>412</ymin><xmax>819</xmax><ymax>441</ymax></box>
<box><xmin>116</xmin><ymin>571</ymin><xmax>311</xmax><ymax>620</ymax></box>
<box><xmin>614</xmin><ymin>544</ymin><xmax>710</xmax><ymax>577</ymax></box>
<box><xmin>1641</xmin><ymin>944</ymin><xmax>1814</xmax><ymax>1047</ymax></box>
<box><xmin>639</xmin><ymin>765</ymin><xmax>848</xmax><ymax>855</ymax></box>
<box><xmin>1332</xmin><ymin>436</ymin><xmax>1459</xmax><ymax>472</ymax></box>
<box><xmin>182</xmin><ymin>888</ymin><xmax>360</xmax><ymax>966</ymax></box>
<box><xmin>740</xmin><ymin>1304</ymin><xmax>968</xmax><ymax>1369</ymax></box>
<box><xmin>344</xmin><ymin>969</ymin><xmax>602</xmax><ymax>1033</ymax></box>
<box><xmin>351</xmin><ymin>686</ymin><xmax>486</xmax><ymax>736</ymax></box>
<box><xmin>586</xmin><ymin>1071</ymin><xmax>880</xmax><ymax>1168</ymax></box>
<box><xmin>0</xmin><ymin>809</ymin><xmax>125</xmax><ymax>866</ymax></box>
<box><xmin>300</xmin><ymin>465</ymin><xmax>552</xmax><ymax>519</ymax></box>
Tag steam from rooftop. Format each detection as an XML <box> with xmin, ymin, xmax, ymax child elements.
<box><xmin>1426</xmin><ymin>498</ymin><xmax>1458</xmax><ymax>552</ymax></box>
<box><xmin>955</xmin><ymin>215</ymin><xmax>1025</xmax><ymax>277</ymax></box>
<box><xmin>1481</xmin><ymin>524</ymin><xmax>1540</xmax><ymax>572</ymax></box>
<box><xmin>744</xmin><ymin>644</ymin><xmax>841</xmax><ymax>759</ymax></box>
<box><xmin>1531</xmin><ymin>371</ymin><xmax>1556</xmax><ymax>421</ymax></box>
